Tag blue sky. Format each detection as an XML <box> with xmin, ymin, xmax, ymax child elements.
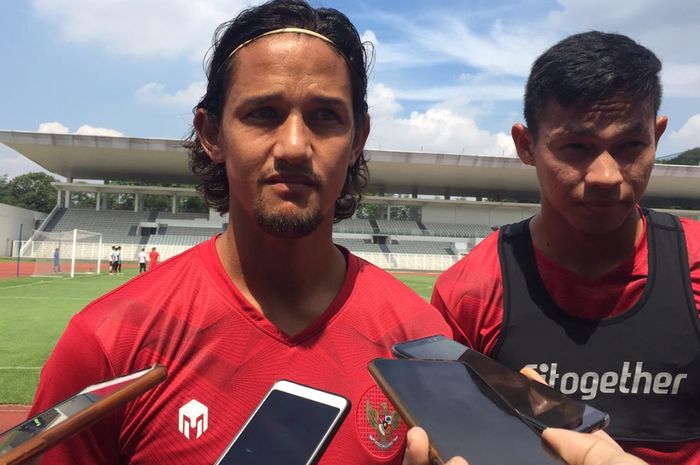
<box><xmin>2</xmin><ymin>0</ymin><xmax>700</xmax><ymax>178</ymax></box>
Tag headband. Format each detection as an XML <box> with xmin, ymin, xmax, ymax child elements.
<box><xmin>226</xmin><ymin>27</ymin><xmax>339</xmax><ymax>61</ymax></box>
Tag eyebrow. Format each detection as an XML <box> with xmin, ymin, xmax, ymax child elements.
<box><xmin>553</xmin><ymin>121</ymin><xmax>649</xmax><ymax>138</ymax></box>
<box><xmin>237</xmin><ymin>92</ymin><xmax>349</xmax><ymax>108</ymax></box>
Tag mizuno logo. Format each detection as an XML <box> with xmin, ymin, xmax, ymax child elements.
<box><xmin>526</xmin><ymin>361</ymin><xmax>688</xmax><ymax>400</ymax></box>
<box><xmin>178</xmin><ymin>399</ymin><xmax>208</xmax><ymax>439</ymax></box>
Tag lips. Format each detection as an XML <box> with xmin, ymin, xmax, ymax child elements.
<box><xmin>262</xmin><ymin>172</ymin><xmax>320</xmax><ymax>188</ymax></box>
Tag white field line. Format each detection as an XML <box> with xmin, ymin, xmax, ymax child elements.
<box><xmin>0</xmin><ymin>367</ymin><xmax>42</xmax><ymax>370</ymax></box>
<box><xmin>0</xmin><ymin>273</ymin><xmax>102</xmax><ymax>291</ymax></box>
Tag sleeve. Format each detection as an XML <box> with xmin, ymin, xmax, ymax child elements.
<box><xmin>429</xmin><ymin>233</ymin><xmax>506</xmax><ymax>355</ymax></box>
<box><xmin>680</xmin><ymin>218</ymin><xmax>700</xmax><ymax>317</ymax></box>
<box><xmin>431</xmin><ymin>282</ymin><xmax>475</xmax><ymax>348</ymax></box>
<box><xmin>30</xmin><ymin>314</ymin><xmax>122</xmax><ymax>465</ymax></box>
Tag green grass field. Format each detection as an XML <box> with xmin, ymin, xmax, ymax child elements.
<box><xmin>0</xmin><ymin>270</ymin><xmax>437</xmax><ymax>404</ymax></box>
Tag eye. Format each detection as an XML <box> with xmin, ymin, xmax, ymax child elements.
<box><xmin>314</xmin><ymin>108</ymin><xmax>341</xmax><ymax>122</ymax></box>
<box><xmin>624</xmin><ymin>140</ymin><xmax>647</xmax><ymax>149</ymax></box>
<box><xmin>562</xmin><ymin>142</ymin><xmax>589</xmax><ymax>151</ymax></box>
<box><xmin>246</xmin><ymin>107</ymin><xmax>277</xmax><ymax>120</ymax></box>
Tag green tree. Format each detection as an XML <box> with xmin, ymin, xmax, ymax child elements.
<box><xmin>0</xmin><ymin>174</ymin><xmax>10</xmax><ymax>204</ymax></box>
<box><xmin>660</xmin><ymin>147</ymin><xmax>700</xmax><ymax>165</ymax></box>
<box><xmin>5</xmin><ymin>172</ymin><xmax>58</xmax><ymax>213</ymax></box>
<box><xmin>180</xmin><ymin>195</ymin><xmax>208</xmax><ymax>213</ymax></box>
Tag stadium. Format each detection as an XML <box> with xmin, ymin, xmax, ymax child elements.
<box><xmin>3</xmin><ymin>129</ymin><xmax>700</xmax><ymax>276</ymax></box>
<box><xmin>2</xmin><ymin>127</ymin><xmax>700</xmax><ymax>418</ymax></box>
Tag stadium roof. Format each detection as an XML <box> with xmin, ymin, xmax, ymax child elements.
<box><xmin>2</xmin><ymin>130</ymin><xmax>700</xmax><ymax>207</ymax></box>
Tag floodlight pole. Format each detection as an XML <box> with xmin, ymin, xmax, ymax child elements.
<box><xmin>16</xmin><ymin>224</ymin><xmax>23</xmax><ymax>277</ymax></box>
<box><xmin>97</xmin><ymin>235</ymin><xmax>103</xmax><ymax>275</ymax></box>
<box><xmin>70</xmin><ymin>228</ymin><xmax>77</xmax><ymax>278</ymax></box>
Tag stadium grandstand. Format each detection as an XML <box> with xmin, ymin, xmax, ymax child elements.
<box><xmin>2</xmin><ymin>130</ymin><xmax>700</xmax><ymax>272</ymax></box>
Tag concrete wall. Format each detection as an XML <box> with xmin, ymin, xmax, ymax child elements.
<box><xmin>0</xmin><ymin>203</ymin><xmax>47</xmax><ymax>256</ymax></box>
<box><xmin>422</xmin><ymin>201</ymin><xmax>540</xmax><ymax>227</ymax></box>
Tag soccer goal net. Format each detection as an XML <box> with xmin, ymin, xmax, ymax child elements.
<box><xmin>17</xmin><ymin>229</ymin><xmax>104</xmax><ymax>278</ymax></box>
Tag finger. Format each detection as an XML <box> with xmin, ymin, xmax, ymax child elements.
<box><xmin>520</xmin><ymin>366</ymin><xmax>547</xmax><ymax>384</ymax></box>
<box><xmin>542</xmin><ymin>428</ymin><xmax>647</xmax><ymax>465</ymax></box>
<box><xmin>402</xmin><ymin>427</ymin><xmax>430</xmax><ymax>465</ymax></box>
<box><xmin>402</xmin><ymin>427</ymin><xmax>469</xmax><ymax>465</ymax></box>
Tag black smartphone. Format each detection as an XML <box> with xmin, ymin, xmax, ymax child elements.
<box><xmin>0</xmin><ymin>365</ymin><xmax>167</xmax><ymax>465</ymax></box>
<box><xmin>392</xmin><ymin>335</ymin><xmax>609</xmax><ymax>433</ymax></box>
<box><xmin>369</xmin><ymin>358</ymin><xmax>559</xmax><ymax>465</ymax></box>
<box><xmin>214</xmin><ymin>380</ymin><xmax>349</xmax><ymax>465</ymax></box>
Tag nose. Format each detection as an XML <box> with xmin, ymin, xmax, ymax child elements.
<box><xmin>585</xmin><ymin>151</ymin><xmax>623</xmax><ymax>189</ymax></box>
<box><xmin>272</xmin><ymin>112</ymin><xmax>312</xmax><ymax>164</ymax></box>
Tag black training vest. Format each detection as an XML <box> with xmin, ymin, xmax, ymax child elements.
<box><xmin>493</xmin><ymin>209</ymin><xmax>700</xmax><ymax>441</ymax></box>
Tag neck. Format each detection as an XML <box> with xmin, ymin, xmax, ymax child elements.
<box><xmin>215</xmin><ymin>215</ymin><xmax>346</xmax><ymax>336</ymax></box>
<box><xmin>529</xmin><ymin>207</ymin><xmax>643</xmax><ymax>279</ymax></box>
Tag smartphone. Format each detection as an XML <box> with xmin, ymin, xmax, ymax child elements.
<box><xmin>0</xmin><ymin>365</ymin><xmax>167</xmax><ymax>465</ymax></box>
<box><xmin>369</xmin><ymin>358</ymin><xmax>559</xmax><ymax>465</ymax></box>
<box><xmin>215</xmin><ymin>380</ymin><xmax>349</xmax><ymax>465</ymax></box>
<box><xmin>392</xmin><ymin>335</ymin><xmax>609</xmax><ymax>433</ymax></box>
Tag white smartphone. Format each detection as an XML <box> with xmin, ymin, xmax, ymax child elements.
<box><xmin>215</xmin><ymin>380</ymin><xmax>349</xmax><ymax>465</ymax></box>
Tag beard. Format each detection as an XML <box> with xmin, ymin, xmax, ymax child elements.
<box><xmin>254</xmin><ymin>200</ymin><xmax>324</xmax><ymax>239</ymax></box>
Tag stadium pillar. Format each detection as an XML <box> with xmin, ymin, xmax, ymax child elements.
<box><xmin>387</xmin><ymin>204</ymin><xmax>392</xmax><ymax>220</ymax></box>
<box><xmin>95</xmin><ymin>191</ymin><xmax>101</xmax><ymax>211</ymax></box>
<box><xmin>64</xmin><ymin>178</ymin><xmax>73</xmax><ymax>208</ymax></box>
<box><xmin>134</xmin><ymin>192</ymin><xmax>140</xmax><ymax>212</ymax></box>
<box><xmin>171</xmin><ymin>195</ymin><xmax>177</xmax><ymax>214</ymax></box>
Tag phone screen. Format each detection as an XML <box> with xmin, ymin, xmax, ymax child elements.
<box><xmin>370</xmin><ymin>358</ymin><xmax>558</xmax><ymax>465</ymax></box>
<box><xmin>0</xmin><ymin>366</ymin><xmax>165</xmax><ymax>459</ymax></box>
<box><xmin>392</xmin><ymin>336</ymin><xmax>608</xmax><ymax>433</ymax></box>
<box><xmin>217</xmin><ymin>385</ymin><xmax>347</xmax><ymax>465</ymax></box>
<box><xmin>0</xmin><ymin>394</ymin><xmax>98</xmax><ymax>454</ymax></box>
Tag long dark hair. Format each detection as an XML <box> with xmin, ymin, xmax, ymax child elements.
<box><xmin>185</xmin><ymin>0</ymin><xmax>372</xmax><ymax>220</ymax></box>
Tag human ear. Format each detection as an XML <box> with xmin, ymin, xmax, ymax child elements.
<box><xmin>654</xmin><ymin>116</ymin><xmax>668</xmax><ymax>146</ymax></box>
<box><xmin>193</xmin><ymin>108</ymin><xmax>224</xmax><ymax>163</ymax></box>
<box><xmin>512</xmin><ymin>123</ymin><xmax>536</xmax><ymax>166</ymax></box>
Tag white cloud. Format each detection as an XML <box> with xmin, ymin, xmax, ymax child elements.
<box><xmin>37</xmin><ymin>122</ymin><xmax>69</xmax><ymax>134</ymax></box>
<box><xmin>662</xmin><ymin>64</ymin><xmax>700</xmax><ymax>98</ymax></box>
<box><xmin>136</xmin><ymin>81</ymin><xmax>206</xmax><ymax>107</ymax></box>
<box><xmin>32</xmin><ymin>0</ymin><xmax>253</xmax><ymax>59</ymax></box>
<box><xmin>75</xmin><ymin>126</ymin><xmax>124</xmax><ymax>137</ymax></box>
<box><xmin>367</xmin><ymin>83</ymin><xmax>515</xmax><ymax>157</ymax></box>
<box><xmin>667</xmin><ymin>114</ymin><xmax>700</xmax><ymax>152</ymax></box>
<box><xmin>36</xmin><ymin>122</ymin><xmax>123</xmax><ymax>137</ymax></box>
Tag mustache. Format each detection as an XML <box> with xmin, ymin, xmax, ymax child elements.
<box><xmin>258</xmin><ymin>162</ymin><xmax>321</xmax><ymax>187</ymax></box>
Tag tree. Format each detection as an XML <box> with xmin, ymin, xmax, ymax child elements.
<box><xmin>0</xmin><ymin>174</ymin><xmax>10</xmax><ymax>205</ymax></box>
<box><xmin>660</xmin><ymin>147</ymin><xmax>700</xmax><ymax>166</ymax></box>
<box><xmin>4</xmin><ymin>172</ymin><xmax>58</xmax><ymax>213</ymax></box>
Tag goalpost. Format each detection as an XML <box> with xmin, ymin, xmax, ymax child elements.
<box><xmin>18</xmin><ymin>229</ymin><xmax>104</xmax><ymax>278</ymax></box>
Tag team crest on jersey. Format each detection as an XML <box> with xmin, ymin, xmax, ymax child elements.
<box><xmin>178</xmin><ymin>399</ymin><xmax>208</xmax><ymax>439</ymax></box>
<box><xmin>357</xmin><ymin>385</ymin><xmax>406</xmax><ymax>459</ymax></box>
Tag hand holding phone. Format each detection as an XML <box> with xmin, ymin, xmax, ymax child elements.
<box><xmin>369</xmin><ymin>358</ymin><xmax>559</xmax><ymax>465</ymax></box>
<box><xmin>392</xmin><ymin>335</ymin><xmax>609</xmax><ymax>433</ymax></box>
<box><xmin>215</xmin><ymin>380</ymin><xmax>349</xmax><ymax>465</ymax></box>
<box><xmin>0</xmin><ymin>365</ymin><xmax>167</xmax><ymax>465</ymax></box>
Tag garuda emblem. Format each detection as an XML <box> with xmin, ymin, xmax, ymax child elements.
<box><xmin>365</xmin><ymin>400</ymin><xmax>401</xmax><ymax>449</ymax></box>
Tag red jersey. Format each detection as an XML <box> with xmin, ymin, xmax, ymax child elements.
<box><xmin>148</xmin><ymin>250</ymin><xmax>160</xmax><ymax>267</ymax></box>
<box><xmin>432</xmin><ymin>213</ymin><xmax>700</xmax><ymax>465</ymax></box>
<box><xmin>31</xmin><ymin>237</ymin><xmax>451</xmax><ymax>465</ymax></box>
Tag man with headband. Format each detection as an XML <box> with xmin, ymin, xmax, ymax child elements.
<box><xmin>28</xmin><ymin>1</ymin><xmax>450</xmax><ymax>463</ymax></box>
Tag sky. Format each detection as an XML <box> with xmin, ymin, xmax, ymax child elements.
<box><xmin>1</xmin><ymin>0</ymin><xmax>700</xmax><ymax>178</ymax></box>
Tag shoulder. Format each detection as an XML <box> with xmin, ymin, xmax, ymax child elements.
<box><xmin>680</xmin><ymin>216</ymin><xmax>700</xmax><ymax>266</ymax></box>
<box><xmin>350</xmin><ymin>254</ymin><xmax>430</xmax><ymax>300</ymax></box>
<box><xmin>78</xmin><ymin>242</ymin><xmax>207</xmax><ymax>326</ymax></box>
<box><xmin>345</xmin><ymin>253</ymin><xmax>450</xmax><ymax>329</ymax></box>
<box><xmin>434</xmin><ymin>230</ymin><xmax>501</xmax><ymax>293</ymax></box>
